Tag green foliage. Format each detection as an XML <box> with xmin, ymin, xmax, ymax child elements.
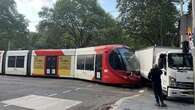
<box><xmin>25</xmin><ymin>32</ymin><xmax>42</xmax><ymax>49</ymax></box>
<box><xmin>117</xmin><ymin>0</ymin><xmax>179</xmax><ymax>49</ymax></box>
<box><xmin>38</xmin><ymin>0</ymin><xmax>124</xmax><ymax>48</ymax></box>
<box><xmin>0</xmin><ymin>0</ymin><xmax>29</xmax><ymax>50</ymax></box>
<box><xmin>187</xmin><ymin>0</ymin><xmax>192</xmax><ymax>14</ymax></box>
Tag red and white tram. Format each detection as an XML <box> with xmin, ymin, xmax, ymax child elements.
<box><xmin>0</xmin><ymin>45</ymin><xmax>141</xmax><ymax>85</ymax></box>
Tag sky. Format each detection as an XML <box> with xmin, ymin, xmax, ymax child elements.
<box><xmin>15</xmin><ymin>0</ymin><xmax>118</xmax><ymax>32</ymax></box>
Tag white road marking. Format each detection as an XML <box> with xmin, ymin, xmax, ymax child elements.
<box><xmin>74</xmin><ymin>88</ymin><xmax>81</xmax><ymax>91</ymax></box>
<box><xmin>138</xmin><ymin>90</ymin><xmax>144</xmax><ymax>93</ymax></box>
<box><xmin>1</xmin><ymin>95</ymin><xmax>82</xmax><ymax>110</ymax></box>
<box><xmin>150</xmin><ymin>94</ymin><xmax>154</xmax><ymax>97</ymax></box>
<box><xmin>86</xmin><ymin>85</ymin><xmax>93</xmax><ymax>88</ymax></box>
<box><xmin>63</xmin><ymin>90</ymin><xmax>72</xmax><ymax>94</ymax></box>
<box><xmin>110</xmin><ymin>94</ymin><xmax>141</xmax><ymax>110</ymax></box>
<box><xmin>127</xmin><ymin>94</ymin><xmax>141</xmax><ymax>99</ymax></box>
<box><xmin>48</xmin><ymin>93</ymin><xmax>57</xmax><ymax>97</ymax></box>
<box><xmin>3</xmin><ymin>104</ymin><xmax>9</xmax><ymax>107</ymax></box>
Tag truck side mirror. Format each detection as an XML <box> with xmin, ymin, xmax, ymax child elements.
<box><xmin>158</xmin><ymin>54</ymin><xmax>166</xmax><ymax>69</ymax></box>
<box><xmin>161</xmin><ymin>68</ymin><xmax>166</xmax><ymax>75</ymax></box>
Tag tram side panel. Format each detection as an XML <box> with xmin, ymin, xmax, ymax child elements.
<box><xmin>31</xmin><ymin>49</ymin><xmax>75</xmax><ymax>78</ymax></box>
<box><xmin>31</xmin><ymin>54</ymin><xmax>45</xmax><ymax>76</ymax></box>
<box><xmin>58</xmin><ymin>55</ymin><xmax>71</xmax><ymax>77</ymax></box>
<box><xmin>5</xmin><ymin>50</ymin><xmax>29</xmax><ymax>75</ymax></box>
<box><xmin>74</xmin><ymin>47</ymin><xmax>96</xmax><ymax>80</ymax></box>
<box><xmin>59</xmin><ymin>49</ymin><xmax>75</xmax><ymax>78</ymax></box>
<box><xmin>0</xmin><ymin>51</ymin><xmax>4</xmax><ymax>74</ymax></box>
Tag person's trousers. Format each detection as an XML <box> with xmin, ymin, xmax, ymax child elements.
<box><xmin>152</xmin><ymin>83</ymin><xmax>164</xmax><ymax>104</ymax></box>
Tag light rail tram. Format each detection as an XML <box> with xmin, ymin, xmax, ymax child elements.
<box><xmin>0</xmin><ymin>45</ymin><xmax>141</xmax><ymax>85</ymax></box>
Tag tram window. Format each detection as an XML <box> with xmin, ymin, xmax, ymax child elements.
<box><xmin>77</xmin><ymin>55</ymin><xmax>85</xmax><ymax>70</ymax></box>
<box><xmin>16</xmin><ymin>56</ymin><xmax>25</xmax><ymax>68</ymax></box>
<box><xmin>85</xmin><ymin>55</ymin><xmax>94</xmax><ymax>70</ymax></box>
<box><xmin>95</xmin><ymin>55</ymin><xmax>102</xmax><ymax>72</ymax></box>
<box><xmin>109</xmin><ymin>51</ymin><xmax>126</xmax><ymax>70</ymax></box>
<box><xmin>47</xmin><ymin>56</ymin><xmax>57</xmax><ymax>67</ymax></box>
<box><xmin>8</xmin><ymin>56</ymin><xmax>25</xmax><ymax>68</ymax></box>
<box><xmin>8</xmin><ymin>56</ymin><xmax>16</xmax><ymax>67</ymax></box>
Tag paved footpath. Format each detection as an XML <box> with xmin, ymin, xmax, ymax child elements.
<box><xmin>110</xmin><ymin>88</ymin><xmax>195</xmax><ymax>110</ymax></box>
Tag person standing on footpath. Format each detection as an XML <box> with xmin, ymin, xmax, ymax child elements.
<box><xmin>148</xmin><ymin>64</ymin><xmax>167</xmax><ymax>107</ymax></box>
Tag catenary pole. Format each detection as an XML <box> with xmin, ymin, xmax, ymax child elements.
<box><xmin>8</xmin><ymin>40</ymin><xmax>10</xmax><ymax>50</ymax></box>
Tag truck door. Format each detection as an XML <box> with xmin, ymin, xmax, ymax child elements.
<box><xmin>158</xmin><ymin>54</ymin><xmax>168</xmax><ymax>92</ymax></box>
<box><xmin>45</xmin><ymin>56</ymin><xmax>57</xmax><ymax>76</ymax></box>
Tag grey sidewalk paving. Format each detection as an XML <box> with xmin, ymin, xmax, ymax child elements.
<box><xmin>110</xmin><ymin>89</ymin><xmax>195</xmax><ymax>110</ymax></box>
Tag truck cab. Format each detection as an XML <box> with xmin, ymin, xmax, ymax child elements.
<box><xmin>156</xmin><ymin>51</ymin><xmax>194</xmax><ymax>98</ymax></box>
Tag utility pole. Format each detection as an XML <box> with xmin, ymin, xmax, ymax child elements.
<box><xmin>180</xmin><ymin>0</ymin><xmax>184</xmax><ymax>48</ymax></box>
<box><xmin>180</xmin><ymin>0</ymin><xmax>184</xmax><ymax>16</ymax></box>
<box><xmin>8</xmin><ymin>40</ymin><xmax>11</xmax><ymax>50</ymax></box>
<box><xmin>192</xmin><ymin>0</ymin><xmax>195</xmax><ymax>104</ymax></box>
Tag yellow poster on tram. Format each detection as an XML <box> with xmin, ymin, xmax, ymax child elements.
<box><xmin>58</xmin><ymin>56</ymin><xmax>71</xmax><ymax>77</ymax></box>
<box><xmin>33</xmin><ymin>56</ymin><xmax>45</xmax><ymax>76</ymax></box>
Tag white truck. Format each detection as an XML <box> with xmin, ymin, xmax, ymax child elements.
<box><xmin>135</xmin><ymin>46</ymin><xmax>194</xmax><ymax>98</ymax></box>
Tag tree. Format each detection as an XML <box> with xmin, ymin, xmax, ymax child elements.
<box><xmin>187</xmin><ymin>0</ymin><xmax>192</xmax><ymax>14</ymax></box>
<box><xmin>0</xmin><ymin>0</ymin><xmax>29</xmax><ymax>50</ymax></box>
<box><xmin>38</xmin><ymin>0</ymin><xmax>122</xmax><ymax>48</ymax></box>
<box><xmin>25</xmin><ymin>32</ymin><xmax>43</xmax><ymax>49</ymax></box>
<box><xmin>117</xmin><ymin>0</ymin><xmax>179</xmax><ymax>49</ymax></box>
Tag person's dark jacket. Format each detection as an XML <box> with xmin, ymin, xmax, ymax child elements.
<box><xmin>148</xmin><ymin>67</ymin><xmax>162</xmax><ymax>85</ymax></box>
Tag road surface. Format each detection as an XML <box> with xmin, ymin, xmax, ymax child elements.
<box><xmin>0</xmin><ymin>76</ymin><xmax>140</xmax><ymax>110</ymax></box>
<box><xmin>0</xmin><ymin>76</ymin><xmax>193</xmax><ymax>110</ymax></box>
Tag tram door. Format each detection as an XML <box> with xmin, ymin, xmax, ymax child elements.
<box><xmin>45</xmin><ymin>56</ymin><xmax>57</xmax><ymax>76</ymax></box>
<box><xmin>95</xmin><ymin>55</ymin><xmax>102</xmax><ymax>80</ymax></box>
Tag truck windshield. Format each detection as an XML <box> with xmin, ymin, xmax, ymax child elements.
<box><xmin>168</xmin><ymin>53</ymin><xmax>193</xmax><ymax>70</ymax></box>
<box><xmin>117</xmin><ymin>48</ymin><xmax>139</xmax><ymax>72</ymax></box>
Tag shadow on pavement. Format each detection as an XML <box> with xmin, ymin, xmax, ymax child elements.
<box><xmin>166</xmin><ymin>97</ymin><xmax>194</xmax><ymax>104</ymax></box>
